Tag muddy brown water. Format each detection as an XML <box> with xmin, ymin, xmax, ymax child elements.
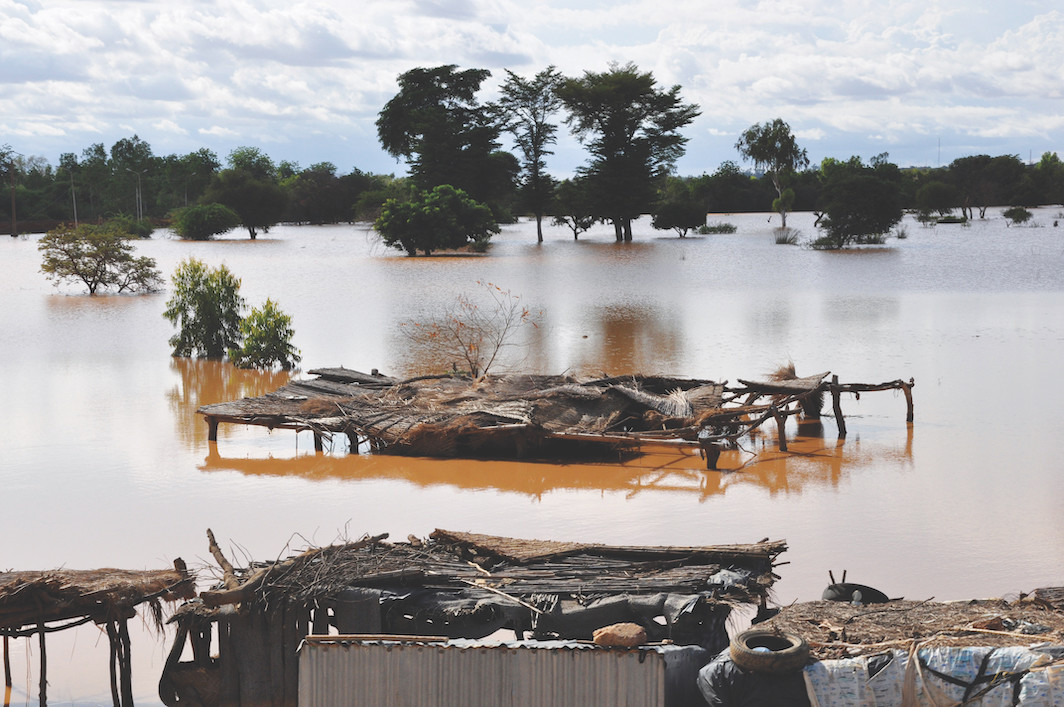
<box><xmin>3</xmin><ymin>211</ymin><xmax>1064</xmax><ymax>703</ymax></box>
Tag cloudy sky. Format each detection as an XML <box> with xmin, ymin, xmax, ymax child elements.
<box><xmin>3</xmin><ymin>0</ymin><xmax>1062</xmax><ymax>176</ymax></box>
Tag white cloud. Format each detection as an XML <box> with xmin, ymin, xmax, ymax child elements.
<box><xmin>1</xmin><ymin>0</ymin><xmax>1062</xmax><ymax>171</ymax></box>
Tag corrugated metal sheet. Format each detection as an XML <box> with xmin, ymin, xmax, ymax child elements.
<box><xmin>298</xmin><ymin>638</ymin><xmax>709</xmax><ymax>707</ymax></box>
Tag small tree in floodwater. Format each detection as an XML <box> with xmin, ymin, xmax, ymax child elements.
<box><xmin>38</xmin><ymin>222</ymin><xmax>162</xmax><ymax>295</ymax></box>
<box><xmin>400</xmin><ymin>281</ymin><xmax>540</xmax><ymax>377</ymax></box>
<box><xmin>163</xmin><ymin>258</ymin><xmax>300</xmax><ymax>369</ymax></box>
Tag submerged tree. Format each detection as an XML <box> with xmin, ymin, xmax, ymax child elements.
<box><xmin>171</xmin><ymin>203</ymin><xmax>242</xmax><ymax>240</ymax></box>
<box><xmin>557</xmin><ymin>62</ymin><xmax>700</xmax><ymax>241</ymax></box>
<box><xmin>400</xmin><ymin>281</ymin><xmax>540</xmax><ymax>377</ymax></box>
<box><xmin>550</xmin><ymin>178</ymin><xmax>596</xmax><ymax>240</ymax></box>
<box><xmin>164</xmin><ymin>259</ymin><xmax>246</xmax><ymax>358</ymax></box>
<box><xmin>499</xmin><ymin>66</ymin><xmax>563</xmax><ymax>242</ymax></box>
<box><xmin>374</xmin><ymin>184</ymin><xmax>498</xmax><ymax>256</ymax></box>
<box><xmin>735</xmin><ymin>118</ymin><xmax>809</xmax><ymax>228</ymax></box>
<box><xmin>38</xmin><ymin>223</ymin><xmax>161</xmax><ymax>294</ymax></box>
<box><xmin>814</xmin><ymin>155</ymin><xmax>903</xmax><ymax>248</ymax></box>
<box><xmin>230</xmin><ymin>298</ymin><xmax>301</xmax><ymax>370</ymax></box>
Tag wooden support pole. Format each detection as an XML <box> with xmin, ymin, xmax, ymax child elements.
<box><xmin>313</xmin><ymin>432</ymin><xmax>323</xmax><ymax>453</ymax></box>
<box><xmin>108</xmin><ymin>621</ymin><xmax>120</xmax><ymax>707</ymax></box>
<box><xmin>207</xmin><ymin>416</ymin><xmax>219</xmax><ymax>442</ymax></box>
<box><xmin>903</xmin><ymin>379</ymin><xmax>914</xmax><ymax>422</ymax></box>
<box><xmin>118</xmin><ymin>619</ymin><xmax>133</xmax><ymax>707</ymax></box>
<box><xmin>771</xmin><ymin>406</ymin><xmax>788</xmax><ymax>452</ymax></box>
<box><xmin>831</xmin><ymin>375</ymin><xmax>846</xmax><ymax>438</ymax></box>
<box><xmin>37</xmin><ymin>620</ymin><xmax>45</xmax><ymax>707</ymax></box>
<box><xmin>3</xmin><ymin>635</ymin><xmax>10</xmax><ymax>689</ymax></box>
<box><xmin>346</xmin><ymin>431</ymin><xmax>359</xmax><ymax>454</ymax></box>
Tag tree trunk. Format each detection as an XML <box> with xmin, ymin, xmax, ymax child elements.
<box><xmin>613</xmin><ymin>219</ymin><xmax>623</xmax><ymax>242</ymax></box>
<box><xmin>623</xmin><ymin>219</ymin><xmax>633</xmax><ymax>241</ymax></box>
<box><xmin>535</xmin><ymin>213</ymin><xmax>543</xmax><ymax>243</ymax></box>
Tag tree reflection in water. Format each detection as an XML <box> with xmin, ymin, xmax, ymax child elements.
<box><xmin>168</xmin><ymin>358</ymin><xmax>291</xmax><ymax>447</ymax></box>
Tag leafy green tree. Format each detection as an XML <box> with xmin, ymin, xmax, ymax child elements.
<box><xmin>376</xmin><ymin>65</ymin><xmax>512</xmax><ymax>211</ymax></box>
<box><xmin>203</xmin><ymin>169</ymin><xmax>287</xmax><ymax>239</ymax></box>
<box><xmin>227</xmin><ymin>146</ymin><xmax>276</xmax><ymax>181</ymax></box>
<box><xmin>172</xmin><ymin>203</ymin><xmax>242</xmax><ymax>240</ymax></box>
<box><xmin>550</xmin><ymin>178</ymin><xmax>595</xmax><ymax>240</ymax></box>
<box><xmin>651</xmin><ymin>177</ymin><xmax>705</xmax><ymax>237</ymax></box>
<box><xmin>735</xmin><ymin>118</ymin><xmax>809</xmax><ymax>227</ymax></box>
<box><xmin>375</xmin><ymin>184</ymin><xmax>498</xmax><ymax>256</ymax></box>
<box><xmin>815</xmin><ymin>155</ymin><xmax>903</xmax><ymax>248</ymax></box>
<box><xmin>499</xmin><ymin>66</ymin><xmax>563</xmax><ymax>242</ymax></box>
<box><xmin>163</xmin><ymin>258</ymin><xmax>245</xmax><ymax>358</ymax></box>
<box><xmin>230</xmin><ymin>298</ymin><xmax>301</xmax><ymax>370</ymax></box>
<box><xmin>38</xmin><ymin>223</ymin><xmax>162</xmax><ymax>294</ymax></box>
<box><xmin>557</xmin><ymin>62</ymin><xmax>700</xmax><ymax>241</ymax></box>
<box><xmin>915</xmin><ymin>180</ymin><xmax>961</xmax><ymax>217</ymax></box>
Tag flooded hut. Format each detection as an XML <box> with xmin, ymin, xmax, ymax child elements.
<box><xmin>0</xmin><ymin>562</ymin><xmax>195</xmax><ymax>706</ymax></box>
<box><xmin>198</xmin><ymin>367</ymin><xmax>914</xmax><ymax>468</ymax></box>
<box><xmin>160</xmin><ymin>529</ymin><xmax>787</xmax><ymax>707</ymax></box>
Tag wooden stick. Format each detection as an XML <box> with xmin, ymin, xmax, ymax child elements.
<box><xmin>456</xmin><ymin>579</ymin><xmax>543</xmax><ymax>615</ymax></box>
<box><xmin>207</xmin><ymin>528</ymin><xmax>239</xmax><ymax>590</ymax></box>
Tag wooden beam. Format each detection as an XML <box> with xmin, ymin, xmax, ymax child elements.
<box><xmin>831</xmin><ymin>375</ymin><xmax>846</xmax><ymax>438</ymax></box>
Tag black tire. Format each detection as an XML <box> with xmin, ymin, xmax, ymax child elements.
<box><xmin>729</xmin><ymin>629</ymin><xmax>810</xmax><ymax>674</ymax></box>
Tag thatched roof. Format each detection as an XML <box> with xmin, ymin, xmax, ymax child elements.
<box><xmin>187</xmin><ymin>530</ymin><xmax>787</xmax><ymax>615</ymax></box>
<box><xmin>0</xmin><ymin>566</ymin><xmax>195</xmax><ymax>632</ymax></box>
<box><xmin>762</xmin><ymin>593</ymin><xmax>1064</xmax><ymax>660</ymax></box>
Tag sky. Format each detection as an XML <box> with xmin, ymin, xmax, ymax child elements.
<box><xmin>2</xmin><ymin>0</ymin><xmax>1063</xmax><ymax>177</ymax></box>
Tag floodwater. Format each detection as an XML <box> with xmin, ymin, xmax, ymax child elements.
<box><xmin>3</xmin><ymin>210</ymin><xmax>1064</xmax><ymax>704</ymax></box>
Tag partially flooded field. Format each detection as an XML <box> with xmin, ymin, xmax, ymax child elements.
<box><xmin>2</xmin><ymin>210</ymin><xmax>1063</xmax><ymax>703</ymax></box>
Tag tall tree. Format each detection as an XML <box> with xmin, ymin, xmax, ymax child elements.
<box><xmin>557</xmin><ymin>63</ymin><xmax>700</xmax><ymax>241</ymax></box>
<box><xmin>735</xmin><ymin>118</ymin><xmax>809</xmax><ymax>228</ymax></box>
<box><xmin>376</xmin><ymin>65</ymin><xmax>508</xmax><ymax>211</ymax></box>
<box><xmin>499</xmin><ymin>66</ymin><xmax>563</xmax><ymax>242</ymax></box>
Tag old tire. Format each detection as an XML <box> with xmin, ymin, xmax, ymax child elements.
<box><xmin>729</xmin><ymin>629</ymin><xmax>809</xmax><ymax>674</ymax></box>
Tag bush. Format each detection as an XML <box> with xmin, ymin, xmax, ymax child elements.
<box><xmin>400</xmin><ymin>281</ymin><xmax>539</xmax><ymax>377</ymax></box>
<box><xmin>1002</xmin><ymin>206</ymin><xmax>1032</xmax><ymax>226</ymax></box>
<box><xmin>38</xmin><ymin>223</ymin><xmax>161</xmax><ymax>295</ymax></box>
<box><xmin>699</xmin><ymin>222</ymin><xmax>738</xmax><ymax>234</ymax></box>
<box><xmin>230</xmin><ymin>298</ymin><xmax>301</xmax><ymax>370</ymax></box>
<box><xmin>172</xmin><ymin>203</ymin><xmax>242</xmax><ymax>240</ymax></box>
<box><xmin>375</xmin><ymin>185</ymin><xmax>498</xmax><ymax>256</ymax></box>
<box><xmin>107</xmin><ymin>214</ymin><xmax>154</xmax><ymax>238</ymax></box>
<box><xmin>774</xmin><ymin>227</ymin><xmax>800</xmax><ymax>245</ymax></box>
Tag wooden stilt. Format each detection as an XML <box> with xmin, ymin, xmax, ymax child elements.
<box><xmin>346</xmin><ymin>431</ymin><xmax>359</xmax><ymax>454</ymax></box>
<box><xmin>3</xmin><ymin>635</ymin><xmax>10</xmax><ymax>689</ymax></box>
<box><xmin>37</xmin><ymin>620</ymin><xmax>45</xmax><ymax>707</ymax></box>
<box><xmin>771</xmin><ymin>406</ymin><xmax>788</xmax><ymax>452</ymax></box>
<box><xmin>118</xmin><ymin>619</ymin><xmax>133</xmax><ymax>707</ymax></box>
<box><xmin>207</xmin><ymin>416</ymin><xmax>219</xmax><ymax>442</ymax></box>
<box><xmin>313</xmin><ymin>432</ymin><xmax>323</xmax><ymax>452</ymax></box>
<box><xmin>831</xmin><ymin>375</ymin><xmax>846</xmax><ymax>438</ymax></box>
<box><xmin>903</xmin><ymin>379</ymin><xmax>914</xmax><ymax>422</ymax></box>
<box><xmin>107</xmin><ymin>621</ymin><xmax>120</xmax><ymax>707</ymax></box>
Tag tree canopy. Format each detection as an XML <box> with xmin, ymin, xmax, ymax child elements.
<box><xmin>163</xmin><ymin>259</ymin><xmax>245</xmax><ymax>359</ymax></box>
<box><xmin>815</xmin><ymin>155</ymin><xmax>903</xmax><ymax>248</ymax></box>
<box><xmin>374</xmin><ymin>184</ymin><xmax>498</xmax><ymax>256</ymax></box>
<box><xmin>376</xmin><ymin>65</ymin><xmax>513</xmax><ymax>214</ymax></box>
<box><xmin>735</xmin><ymin>119</ymin><xmax>809</xmax><ymax>227</ymax></box>
<box><xmin>38</xmin><ymin>222</ymin><xmax>161</xmax><ymax>294</ymax></box>
<box><xmin>557</xmin><ymin>62</ymin><xmax>700</xmax><ymax>241</ymax></box>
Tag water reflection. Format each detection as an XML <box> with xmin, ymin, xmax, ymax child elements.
<box><xmin>199</xmin><ymin>423</ymin><xmax>913</xmax><ymax>502</ymax></box>
<box><xmin>386</xmin><ymin>300</ymin><xmax>685</xmax><ymax>377</ymax></box>
<box><xmin>167</xmin><ymin>358</ymin><xmax>291</xmax><ymax>446</ymax></box>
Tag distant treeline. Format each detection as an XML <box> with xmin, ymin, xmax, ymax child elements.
<box><xmin>2</xmin><ymin>134</ymin><xmax>1061</xmax><ymax>233</ymax></box>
